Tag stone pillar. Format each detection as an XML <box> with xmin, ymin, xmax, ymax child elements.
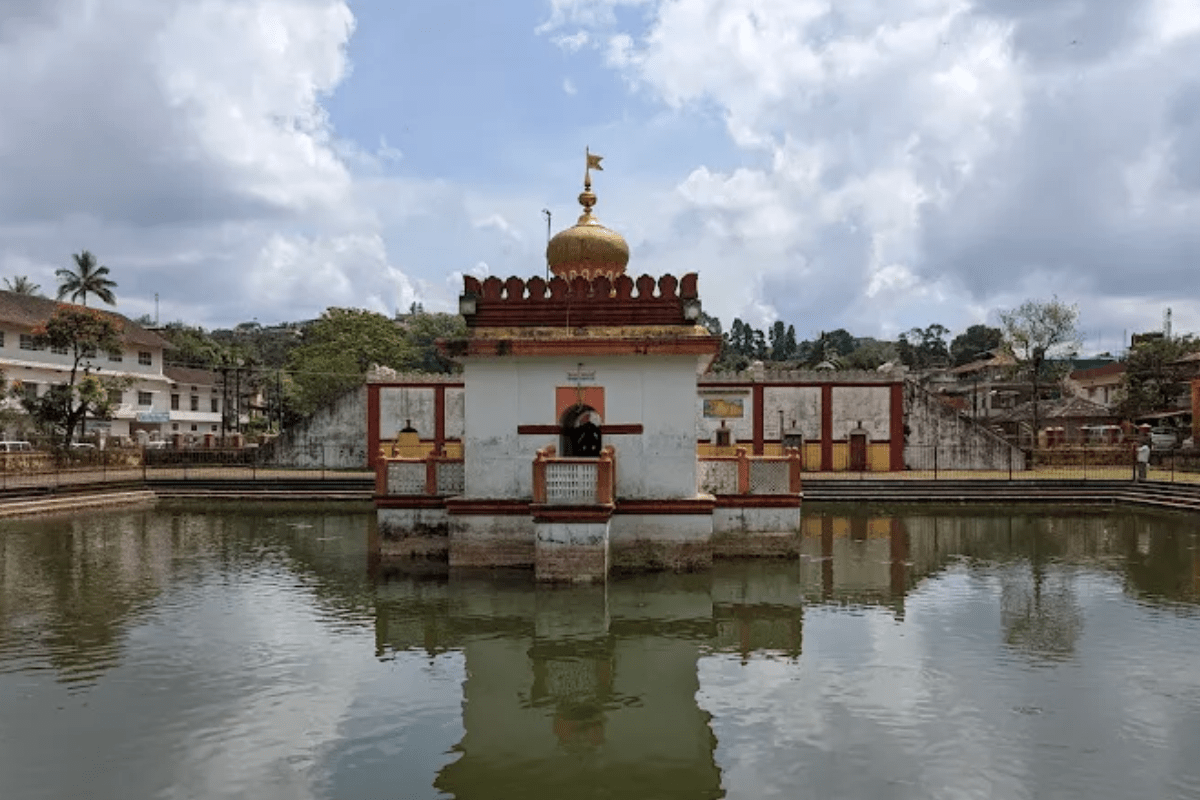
<box><xmin>1192</xmin><ymin>377</ymin><xmax>1199</xmax><ymax>444</ymax></box>
<box><xmin>534</xmin><ymin>511</ymin><xmax>611</xmax><ymax>583</ymax></box>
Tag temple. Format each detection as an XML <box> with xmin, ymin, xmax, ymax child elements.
<box><xmin>375</xmin><ymin>151</ymin><xmax>804</xmax><ymax>580</ymax></box>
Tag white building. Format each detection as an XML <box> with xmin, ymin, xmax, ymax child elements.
<box><xmin>375</xmin><ymin>158</ymin><xmax>803</xmax><ymax>581</ymax></box>
<box><xmin>0</xmin><ymin>290</ymin><xmax>224</xmax><ymax>444</ymax></box>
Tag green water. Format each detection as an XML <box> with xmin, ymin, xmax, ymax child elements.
<box><xmin>1</xmin><ymin>502</ymin><xmax>1199</xmax><ymax>799</ymax></box>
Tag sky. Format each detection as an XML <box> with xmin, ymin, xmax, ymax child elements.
<box><xmin>1</xmin><ymin>0</ymin><xmax>1198</xmax><ymax>353</ymax></box>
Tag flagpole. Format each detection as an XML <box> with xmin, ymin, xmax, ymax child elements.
<box><xmin>542</xmin><ymin>208</ymin><xmax>552</xmax><ymax>280</ymax></box>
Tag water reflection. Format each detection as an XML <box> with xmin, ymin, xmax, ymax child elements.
<box><xmin>1</xmin><ymin>503</ymin><xmax>1200</xmax><ymax>800</ymax></box>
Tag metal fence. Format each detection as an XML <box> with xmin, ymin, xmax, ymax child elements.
<box><xmin>885</xmin><ymin>444</ymin><xmax>1200</xmax><ymax>482</ymax></box>
<box><xmin>0</xmin><ymin>443</ymin><xmax>372</xmax><ymax>491</ymax></box>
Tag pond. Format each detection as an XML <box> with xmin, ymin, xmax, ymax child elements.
<box><xmin>1</xmin><ymin>502</ymin><xmax>1199</xmax><ymax>799</ymax></box>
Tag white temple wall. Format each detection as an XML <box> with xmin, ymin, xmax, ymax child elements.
<box><xmin>762</xmin><ymin>387</ymin><xmax>822</xmax><ymax>440</ymax></box>
<box><xmin>378</xmin><ymin>386</ymin><xmax>437</xmax><ymax>440</ymax></box>
<box><xmin>463</xmin><ymin>355</ymin><xmax>700</xmax><ymax>500</ymax></box>
<box><xmin>830</xmin><ymin>385</ymin><xmax>891</xmax><ymax>440</ymax></box>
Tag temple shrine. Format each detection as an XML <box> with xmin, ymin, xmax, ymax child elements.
<box><xmin>374</xmin><ymin>151</ymin><xmax>804</xmax><ymax>581</ymax></box>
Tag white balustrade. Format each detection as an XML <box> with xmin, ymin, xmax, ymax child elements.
<box><xmin>697</xmin><ymin>460</ymin><xmax>738</xmax><ymax>495</ymax></box>
<box><xmin>545</xmin><ymin>461</ymin><xmax>598</xmax><ymax>505</ymax></box>
<box><xmin>436</xmin><ymin>460</ymin><xmax>465</xmax><ymax>495</ymax></box>
<box><xmin>749</xmin><ymin>460</ymin><xmax>789</xmax><ymax>494</ymax></box>
<box><xmin>387</xmin><ymin>461</ymin><xmax>426</xmax><ymax>495</ymax></box>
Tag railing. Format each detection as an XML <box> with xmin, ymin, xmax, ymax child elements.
<box><xmin>697</xmin><ymin>447</ymin><xmax>803</xmax><ymax>495</ymax></box>
<box><xmin>375</xmin><ymin>451</ymin><xmax>465</xmax><ymax>497</ymax></box>
<box><xmin>532</xmin><ymin>445</ymin><xmax>616</xmax><ymax>506</ymax></box>
<box><xmin>0</xmin><ymin>442</ymin><xmax>372</xmax><ymax>490</ymax></box>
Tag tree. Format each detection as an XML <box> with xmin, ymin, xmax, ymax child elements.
<box><xmin>999</xmin><ymin>297</ymin><xmax>1082</xmax><ymax>446</ymax></box>
<box><xmin>3</xmin><ymin>275</ymin><xmax>42</xmax><ymax>295</ymax></box>
<box><xmin>158</xmin><ymin>322</ymin><xmax>232</xmax><ymax>369</ymax></box>
<box><xmin>844</xmin><ymin>338</ymin><xmax>899</xmax><ymax>371</ymax></box>
<box><xmin>402</xmin><ymin>311</ymin><xmax>468</xmax><ymax>373</ymax></box>
<box><xmin>950</xmin><ymin>324</ymin><xmax>1003</xmax><ymax>366</ymax></box>
<box><xmin>897</xmin><ymin>324</ymin><xmax>951</xmax><ymax>370</ymax></box>
<box><xmin>1115</xmin><ymin>334</ymin><xmax>1200</xmax><ymax>420</ymax></box>
<box><xmin>56</xmin><ymin>250</ymin><xmax>117</xmax><ymax>306</ymax></box>
<box><xmin>10</xmin><ymin>307</ymin><xmax>127</xmax><ymax>447</ymax></box>
<box><xmin>285</xmin><ymin>308</ymin><xmax>418</xmax><ymax>417</ymax></box>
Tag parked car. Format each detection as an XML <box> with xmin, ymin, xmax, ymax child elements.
<box><xmin>1150</xmin><ymin>427</ymin><xmax>1179</xmax><ymax>450</ymax></box>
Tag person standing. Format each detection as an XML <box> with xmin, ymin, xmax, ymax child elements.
<box><xmin>1135</xmin><ymin>440</ymin><xmax>1150</xmax><ymax>482</ymax></box>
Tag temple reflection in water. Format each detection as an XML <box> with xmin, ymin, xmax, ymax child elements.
<box><xmin>368</xmin><ymin>506</ymin><xmax>1199</xmax><ymax>799</ymax></box>
<box><xmin>2</xmin><ymin>503</ymin><xmax>1199</xmax><ymax>799</ymax></box>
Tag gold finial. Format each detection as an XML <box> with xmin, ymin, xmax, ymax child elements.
<box><xmin>579</xmin><ymin>147</ymin><xmax>604</xmax><ymax>221</ymax></box>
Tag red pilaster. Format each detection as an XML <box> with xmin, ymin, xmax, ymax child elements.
<box><xmin>821</xmin><ymin>385</ymin><xmax>833</xmax><ymax>471</ymax></box>
<box><xmin>374</xmin><ymin>455</ymin><xmax>387</xmax><ymax>496</ymax></box>
<box><xmin>435</xmin><ymin>385</ymin><xmax>446</xmax><ymax>453</ymax></box>
<box><xmin>1192</xmin><ymin>378</ymin><xmax>1200</xmax><ymax>444</ymax></box>
<box><xmin>752</xmin><ymin>384</ymin><xmax>764</xmax><ymax>455</ymax></box>
<box><xmin>890</xmin><ymin>382</ymin><xmax>905</xmax><ymax>472</ymax></box>
<box><xmin>736</xmin><ymin>447</ymin><xmax>750</xmax><ymax>494</ymax></box>
<box><xmin>367</xmin><ymin>384</ymin><xmax>381</xmax><ymax>470</ymax></box>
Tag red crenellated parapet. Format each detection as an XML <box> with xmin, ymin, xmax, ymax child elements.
<box><xmin>460</xmin><ymin>272</ymin><xmax>702</xmax><ymax>328</ymax></box>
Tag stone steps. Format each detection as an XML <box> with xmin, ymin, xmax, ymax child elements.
<box><xmin>803</xmin><ymin>479</ymin><xmax>1200</xmax><ymax>511</ymax></box>
<box><xmin>0</xmin><ymin>489</ymin><xmax>157</xmax><ymax>518</ymax></box>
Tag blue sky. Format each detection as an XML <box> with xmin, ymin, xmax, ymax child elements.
<box><xmin>1</xmin><ymin>0</ymin><xmax>1198</xmax><ymax>352</ymax></box>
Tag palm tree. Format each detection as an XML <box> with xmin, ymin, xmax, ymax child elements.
<box><xmin>56</xmin><ymin>251</ymin><xmax>117</xmax><ymax>306</ymax></box>
<box><xmin>3</xmin><ymin>275</ymin><xmax>42</xmax><ymax>295</ymax></box>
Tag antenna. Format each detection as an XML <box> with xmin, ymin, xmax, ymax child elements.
<box><xmin>1164</xmin><ymin>307</ymin><xmax>1172</xmax><ymax>339</ymax></box>
<box><xmin>154</xmin><ymin>293</ymin><xmax>159</xmax><ymax>326</ymax></box>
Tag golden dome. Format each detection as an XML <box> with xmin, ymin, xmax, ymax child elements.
<box><xmin>546</xmin><ymin>150</ymin><xmax>630</xmax><ymax>281</ymax></box>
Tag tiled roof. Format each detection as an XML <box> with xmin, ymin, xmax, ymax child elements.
<box><xmin>163</xmin><ymin>365</ymin><xmax>220</xmax><ymax>386</ymax></box>
<box><xmin>0</xmin><ymin>290</ymin><xmax>170</xmax><ymax>349</ymax></box>
<box><xmin>993</xmin><ymin>395</ymin><xmax>1116</xmax><ymax>423</ymax></box>
<box><xmin>948</xmin><ymin>351</ymin><xmax>1015</xmax><ymax>376</ymax></box>
<box><xmin>1069</xmin><ymin>362</ymin><xmax>1126</xmax><ymax>381</ymax></box>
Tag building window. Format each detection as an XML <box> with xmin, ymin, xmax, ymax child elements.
<box><xmin>81</xmin><ymin>345</ymin><xmax>97</xmax><ymax>358</ymax></box>
<box><xmin>0</xmin><ymin>331</ymin><xmax>4</xmax><ymax>347</ymax></box>
<box><xmin>108</xmin><ymin>350</ymin><xmax>123</xmax><ymax>362</ymax></box>
<box><xmin>172</xmin><ymin>423</ymin><xmax>179</xmax><ymax>432</ymax></box>
<box><xmin>190</xmin><ymin>424</ymin><xmax>198</xmax><ymax>432</ymax></box>
<box><xmin>190</xmin><ymin>395</ymin><xmax>199</xmax><ymax>411</ymax></box>
<box><xmin>138</xmin><ymin>351</ymin><xmax>152</xmax><ymax>366</ymax></box>
<box><xmin>137</xmin><ymin>391</ymin><xmax>153</xmax><ymax>406</ymax></box>
<box><xmin>22</xmin><ymin>383</ymin><xmax>38</xmax><ymax>401</ymax></box>
<box><xmin>107</xmin><ymin>389</ymin><xmax>123</xmax><ymax>405</ymax></box>
<box><xmin>170</xmin><ymin>394</ymin><xmax>180</xmax><ymax>410</ymax></box>
<box><xmin>211</xmin><ymin>397</ymin><xmax>219</xmax><ymax>413</ymax></box>
<box><xmin>211</xmin><ymin>425</ymin><xmax>218</xmax><ymax>432</ymax></box>
<box><xmin>50</xmin><ymin>344</ymin><xmax>68</xmax><ymax>355</ymax></box>
<box><xmin>19</xmin><ymin>334</ymin><xmax>44</xmax><ymax>351</ymax></box>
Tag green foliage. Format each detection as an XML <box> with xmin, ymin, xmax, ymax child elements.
<box><xmin>285</xmin><ymin>308</ymin><xmax>418</xmax><ymax>417</ymax></box>
<box><xmin>999</xmin><ymin>297</ymin><xmax>1083</xmax><ymax>438</ymax></box>
<box><xmin>897</xmin><ymin>324</ymin><xmax>950</xmax><ymax>370</ymax></box>
<box><xmin>159</xmin><ymin>322</ymin><xmax>233</xmax><ymax>369</ymax></box>
<box><xmin>1116</xmin><ymin>334</ymin><xmax>1200</xmax><ymax>420</ymax></box>
<box><xmin>3</xmin><ymin>275</ymin><xmax>42</xmax><ymax>296</ymax></box>
<box><xmin>9</xmin><ymin>307</ymin><xmax>128</xmax><ymax>447</ymax></box>
<box><xmin>402</xmin><ymin>312</ymin><xmax>468</xmax><ymax>373</ymax></box>
<box><xmin>950</xmin><ymin>324</ymin><xmax>1003</xmax><ymax>366</ymax></box>
<box><xmin>56</xmin><ymin>250</ymin><xmax>117</xmax><ymax>306</ymax></box>
<box><xmin>843</xmin><ymin>338</ymin><xmax>899</xmax><ymax>371</ymax></box>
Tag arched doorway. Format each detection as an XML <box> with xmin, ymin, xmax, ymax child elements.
<box><xmin>560</xmin><ymin>405</ymin><xmax>603</xmax><ymax>457</ymax></box>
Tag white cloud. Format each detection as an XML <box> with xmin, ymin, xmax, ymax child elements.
<box><xmin>563</xmin><ymin>76</ymin><xmax>578</xmax><ymax>95</ymax></box>
<box><xmin>553</xmin><ymin>30</ymin><xmax>591</xmax><ymax>52</ymax></box>
<box><xmin>539</xmin><ymin>0</ymin><xmax>1200</xmax><ymax>344</ymax></box>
